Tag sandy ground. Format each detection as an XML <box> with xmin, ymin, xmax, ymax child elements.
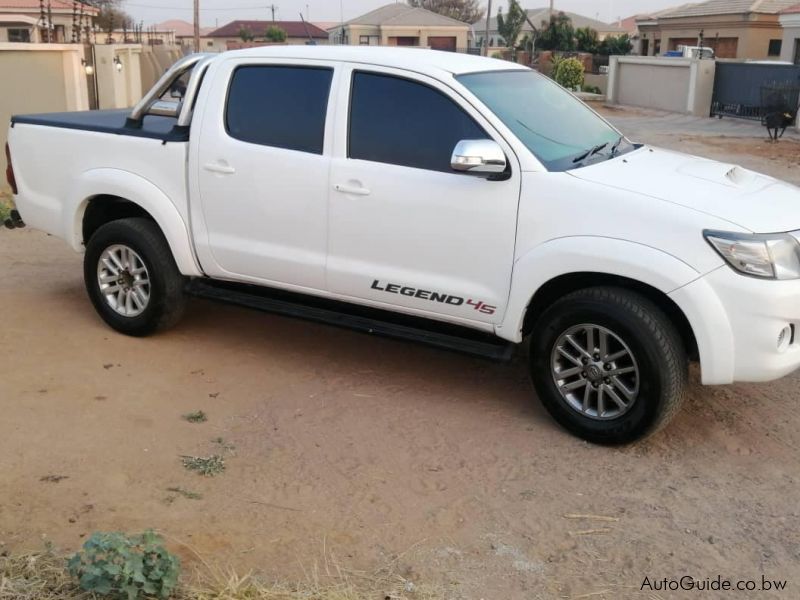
<box><xmin>1</xmin><ymin>116</ymin><xmax>800</xmax><ymax>599</ymax></box>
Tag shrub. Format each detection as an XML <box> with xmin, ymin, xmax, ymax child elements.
<box><xmin>67</xmin><ymin>531</ymin><xmax>180</xmax><ymax>599</ymax></box>
<box><xmin>265</xmin><ymin>25</ymin><xmax>287</xmax><ymax>42</ymax></box>
<box><xmin>554</xmin><ymin>57</ymin><xmax>585</xmax><ymax>91</ymax></box>
<box><xmin>582</xmin><ymin>84</ymin><xmax>602</xmax><ymax>95</ymax></box>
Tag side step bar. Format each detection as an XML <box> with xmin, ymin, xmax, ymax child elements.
<box><xmin>188</xmin><ymin>280</ymin><xmax>516</xmax><ymax>362</ymax></box>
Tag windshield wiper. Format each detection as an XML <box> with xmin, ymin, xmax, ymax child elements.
<box><xmin>609</xmin><ymin>135</ymin><xmax>626</xmax><ymax>158</ymax></box>
<box><xmin>572</xmin><ymin>142</ymin><xmax>609</xmax><ymax>164</ymax></box>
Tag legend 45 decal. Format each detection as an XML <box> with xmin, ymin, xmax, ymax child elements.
<box><xmin>371</xmin><ymin>280</ymin><xmax>497</xmax><ymax>316</ymax></box>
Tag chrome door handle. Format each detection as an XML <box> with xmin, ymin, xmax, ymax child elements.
<box><xmin>204</xmin><ymin>162</ymin><xmax>236</xmax><ymax>175</ymax></box>
<box><xmin>334</xmin><ymin>183</ymin><xmax>371</xmax><ymax>196</ymax></box>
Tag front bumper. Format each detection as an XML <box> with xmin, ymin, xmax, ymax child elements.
<box><xmin>671</xmin><ymin>265</ymin><xmax>800</xmax><ymax>384</ymax></box>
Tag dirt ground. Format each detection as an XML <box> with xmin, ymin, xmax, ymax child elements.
<box><xmin>2</xmin><ymin>118</ymin><xmax>800</xmax><ymax>599</ymax></box>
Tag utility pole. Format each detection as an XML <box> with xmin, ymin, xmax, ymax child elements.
<box><xmin>269</xmin><ymin>4</ymin><xmax>277</xmax><ymax>22</ymax></box>
<box><xmin>193</xmin><ymin>0</ymin><xmax>200</xmax><ymax>53</ymax></box>
<box><xmin>483</xmin><ymin>0</ymin><xmax>492</xmax><ymax>56</ymax></box>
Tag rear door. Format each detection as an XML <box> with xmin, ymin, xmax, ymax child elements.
<box><xmin>326</xmin><ymin>66</ymin><xmax>521</xmax><ymax>326</ymax></box>
<box><xmin>191</xmin><ymin>58</ymin><xmax>337</xmax><ymax>290</ymax></box>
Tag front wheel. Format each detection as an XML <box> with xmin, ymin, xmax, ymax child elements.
<box><xmin>529</xmin><ymin>287</ymin><xmax>687</xmax><ymax>444</ymax></box>
<box><xmin>84</xmin><ymin>218</ymin><xmax>187</xmax><ymax>336</ymax></box>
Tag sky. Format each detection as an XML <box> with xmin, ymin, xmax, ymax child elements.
<box><xmin>121</xmin><ymin>0</ymin><xmax>685</xmax><ymax>28</ymax></box>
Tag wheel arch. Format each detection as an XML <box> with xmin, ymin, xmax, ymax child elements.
<box><xmin>67</xmin><ymin>169</ymin><xmax>203</xmax><ymax>277</ymax></box>
<box><xmin>521</xmin><ymin>272</ymin><xmax>699</xmax><ymax>361</ymax></box>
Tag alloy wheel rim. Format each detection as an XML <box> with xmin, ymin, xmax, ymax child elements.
<box><xmin>550</xmin><ymin>324</ymin><xmax>640</xmax><ymax>420</ymax></box>
<box><xmin>97</xmin><ymin>244</ymin><xmax>151</xmax><ymax>318</ymax></box>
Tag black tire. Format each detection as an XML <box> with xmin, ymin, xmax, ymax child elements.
<box><xmin>84</xmin><ymin>218</ymin><xmax>187</xmax><ymax>336</ymax></box>
<box><xmin>529</xmin><ymin>287</ymin><xmax>687</xmax><ymax>444</ymax></box>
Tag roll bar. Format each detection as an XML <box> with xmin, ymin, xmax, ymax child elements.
<box><xmin>128</xmin><ymin>53</ymin><xmax>215</xmax><ymax>127</ymax></box>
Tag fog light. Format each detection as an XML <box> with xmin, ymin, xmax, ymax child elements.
<box><xmin>778</xmin><ymin>326</ymin><xmax>792</xmax><ymax>352</ymax></box>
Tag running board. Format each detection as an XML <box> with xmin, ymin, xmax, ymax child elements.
<box><xmin>188</xmin><ymin>280</ymin><xmax>515</xmax><ymax>362</ymax></box>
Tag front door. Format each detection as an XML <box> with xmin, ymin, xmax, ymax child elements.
<box><xmin>193</xmin><ymin>60</ymin><xmax>336</xmax><ymax>290</ymax></box>
<box><xmin>327</xmin><ymin>68</ymin><xmax>521</xmax><ymax>326</ymax></box>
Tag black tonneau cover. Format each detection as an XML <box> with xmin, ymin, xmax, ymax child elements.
<box><xmin>10</xmin><ymin>109</ymin><xmax>189</xmax><ymax>142</ymax></box>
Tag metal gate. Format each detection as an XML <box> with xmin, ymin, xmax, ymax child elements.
<box><xmin>711</xmin><ymin>62</ymin><xmax>800</xmax><ymax>122</ymax></box>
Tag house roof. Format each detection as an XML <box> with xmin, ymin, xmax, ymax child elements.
<box><xmin>313</xmin><ymin>21</ymin><xmax>340</xmax><ymax>31</ymax></box>
<box><xmin>657</xmin><ymin>0</ymin><xmax>799</xmax><ymax>19</ymax></box>
<box><xmin>156</xmin><ymin>19</ymin><xmax>213</xmax><ymax>37</ymax></box>
<box><xmin>0</xmin><ymin>0</ymin><xmax>97</xmax><ymax>14</ymax></box>
<box><xmin>781</xmin><ymin>2</ymin><xmax>800</xmax><ymax>13</ymax></box>
<box><xmin>476</xmin><ymin>8</ymin><xmax>625</xmax><ymax>35</ymax></box>
<box><xmin>618</xmin><ymin>15</ymin><xmax>640</xmax><ymax>32</ymax></box>
<box><xmin>207</xmin><ymin>20</ymin><xmax>329</xmax><ymax>39</ymax></box>
<box><xmin>345</xmin><ymin>3</ymin><xmax>469</xmax><ymax>27</ymax></box>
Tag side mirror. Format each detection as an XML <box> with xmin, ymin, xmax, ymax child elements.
<box><xmin>450</xmin><ymin>139</ymin><xmax>507</xmax><ymax>178</ymax></box>
<box><xmin>147</xmin><ymin>100</ymin><xmax>181</xmax><ymax>119</ymax></box>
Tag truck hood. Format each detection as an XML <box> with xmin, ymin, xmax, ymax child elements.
<box><xmin>569</xmin><ymin>146</ymin><xmax>800</xmax><ymax>233</ymax></box>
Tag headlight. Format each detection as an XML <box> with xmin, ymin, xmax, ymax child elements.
<box><xmin>704</xmin><ymin>230</ymin><xmax>800</xmax><ymax>280</ymax></box>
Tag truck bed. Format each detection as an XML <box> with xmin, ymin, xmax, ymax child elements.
<box><xmin>10</xmin><ymin>109</ymin><xmax>189</xmax><ymax>143</ymax></box>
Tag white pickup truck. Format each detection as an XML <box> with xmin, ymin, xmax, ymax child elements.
<box><xmin>6</xmin><ymin>47</ymin><xmax>800</xmax><ymax>444</ymax></box>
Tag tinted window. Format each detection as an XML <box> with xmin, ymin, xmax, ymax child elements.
<box><xmin>349</xmin><ymin>72</ymin><xmax>488</xmax><ymax>172</ymax></box>
<box><xmin>458</xmin><ymin>70</ymin><xmax>628</xmax><ymax>171</ymax></box>
<box><xmin>226</xmin><ymin>66</ymin><xmax>333</xmax><ymax>154</ymax></box>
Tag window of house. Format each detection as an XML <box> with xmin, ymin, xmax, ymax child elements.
<box><xmin>795</xmin><ymin>39</ymin><xmax>800</xmax><ymax>65</ymax></box>
<box><xmin>358</xmin><ymin>35</ymin><xmax>378</xmax><ymax>45</ymax></box>
<box><xmin>226</xmin><ymin>65</ymin><xmax>333</xmax><ymax>154</ymax></box>
<box><xmin>8</xmin><ymin>28</ymin><xmax>31</xmax><ymax>42</ymax></box>
<box><xmin>348</xmin><ymin>71</ymin><xmax>489</xmax><ymax>173</ymax></box>
<box><xmin>768</xmin><ymin>39</ymin><xmax>782</xmax><ymax>57</ymax></box>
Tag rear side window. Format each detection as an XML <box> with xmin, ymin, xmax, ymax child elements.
<box><xmin>349</xmin><ymin>72</ymin><xmax>489</xmax><ymax>173</ymax></box>
<box><xmin>226</xmin><ymin>65</ymin><xmax>333</xmax><ymax>154</ymax></box>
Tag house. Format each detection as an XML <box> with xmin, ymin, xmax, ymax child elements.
<box><xmin>636</xmin><ymin>0</ymin><xmax>799</xmax><ymax>59</ymax></box>
<box><xmin>779</xmin><ymin>3</ymin><xmax>800</xmax><ymax>63</ymax></box>
<box><xmin>155</xmin><ymin>19</ymin><xmax>214</xmax><ymax>49</ymax></box>
<box><xmin>474</xmin><ymin>8</ymin><xmax>625</xmax><ymax>48</ymax></box>
<box><xmin>204</xmin><ymin>20</ymin><xmax>329</xmax><ymax>52</ymax></box>
<box><xmin>0</xmin><ymin>0</ymin><xmax>97</xmax><ymax>43</ymax></box>
<box><xmin>329</xmin><ymin>4</ymin><xmax>470</xmax><ymax>51</ymax></box>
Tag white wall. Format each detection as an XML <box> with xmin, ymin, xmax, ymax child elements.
<box><xmin>0</xmin><ymin>43</ymin><xmax>89</xmax><ymax>155</ymax></box>
<box><xmin>94</xmin><ymin>44</ymin><xmax>143</xmax><ymax>109</ymax></box>
<box><xmin>607</xmin><ymin>56</ymin><xmax>716</xmax><ymax>116</ymax></box>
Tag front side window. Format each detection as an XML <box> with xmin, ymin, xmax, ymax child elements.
<box><xmin>458</xmin><ymin>70</ymin><xmax>631</xmax><ymax>171</ymax></box>
<box><xmin>349</xmin><ymin>71</ymin><xmax>489</xmax><ymax>173</ymax></box>
<box><xmin>768</xmin><ymin>39</ymin><xmax>782</xmax><ymax>57</ymax></box>
<box><xmin>226</xmin><ymin>65</ymin><xmax>333</xmax><ymax>154</ymax></box>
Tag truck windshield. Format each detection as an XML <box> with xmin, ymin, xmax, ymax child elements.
<box><xmin>457</xmin><ymin>70</ymin><xmax>628</xmax><ymax>172</ymax></box>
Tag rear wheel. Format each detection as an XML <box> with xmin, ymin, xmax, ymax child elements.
<box><xmin>84</xmin><ymin>218</ymin><xmax>186</xmax><ymax>336</ymax></box>
<box><xmin>529</xmin><ymin>287</ymin><xmax>687</xmax><ymax>444</ymax></box>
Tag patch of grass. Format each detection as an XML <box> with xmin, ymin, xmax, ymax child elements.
<box><xmin>166</xmin><ymin>487</ymin><xmax>203</xmax><ymax>500</ymax></box>
<box><xmin>0</xmin><ymin>548</ymin><xmax>440</xmax><ymax>599</ymax></box>
<box><xmin>181</xmin><ymin>455</ymin><xmax>225</xmax><ymax>476</ymax></box>
<box><xmin>182</xmin><ymin>411</ymin><xmax>208</xmax><ymax>424</ymax></box>
<box><xmin>211</xmin><ymin>437</ymin><xmax>236</xmax><ymax>454</ymax></box>
<box><xmin>0</xmin><ymin>190</ymin><xmax>12</xmax><ymax>223</ymax></box>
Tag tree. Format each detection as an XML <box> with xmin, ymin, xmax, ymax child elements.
<box><xmin>535</xmin><ymin>11</ymin><xmax>575</xmax><ymax>51</ymax></box>
<box><xmin>575</xmin><ymin>26</ymin><xmax>599</xmax><ymax>53</ymax></box>
<box><xmin>239</xmin><ymin>27</ymin><xmax>254</xmax><ymax>42</ymax></box>
<box><xmin>496</xmin><ymin>1</ymin><xmax>526</xmax><ymax>49</ymax></box>
<box><xmin>85</xmin><ymin>0</ymin><xmax>133</xmax><ymax>32</ymax></box>
<box><xmin>599</xmin><ymin>34</ymin><xmax>633</xmax><ymax>56</ymax></box>
<box><xmin>407</xmin><ymin>0</ymin><xmax>484</xmax><ymax>24</ymax></box>
<box><xmin>265</xmin><ymin>25</ymin><xmax>287</xmax><ymax>42</ymax></box>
